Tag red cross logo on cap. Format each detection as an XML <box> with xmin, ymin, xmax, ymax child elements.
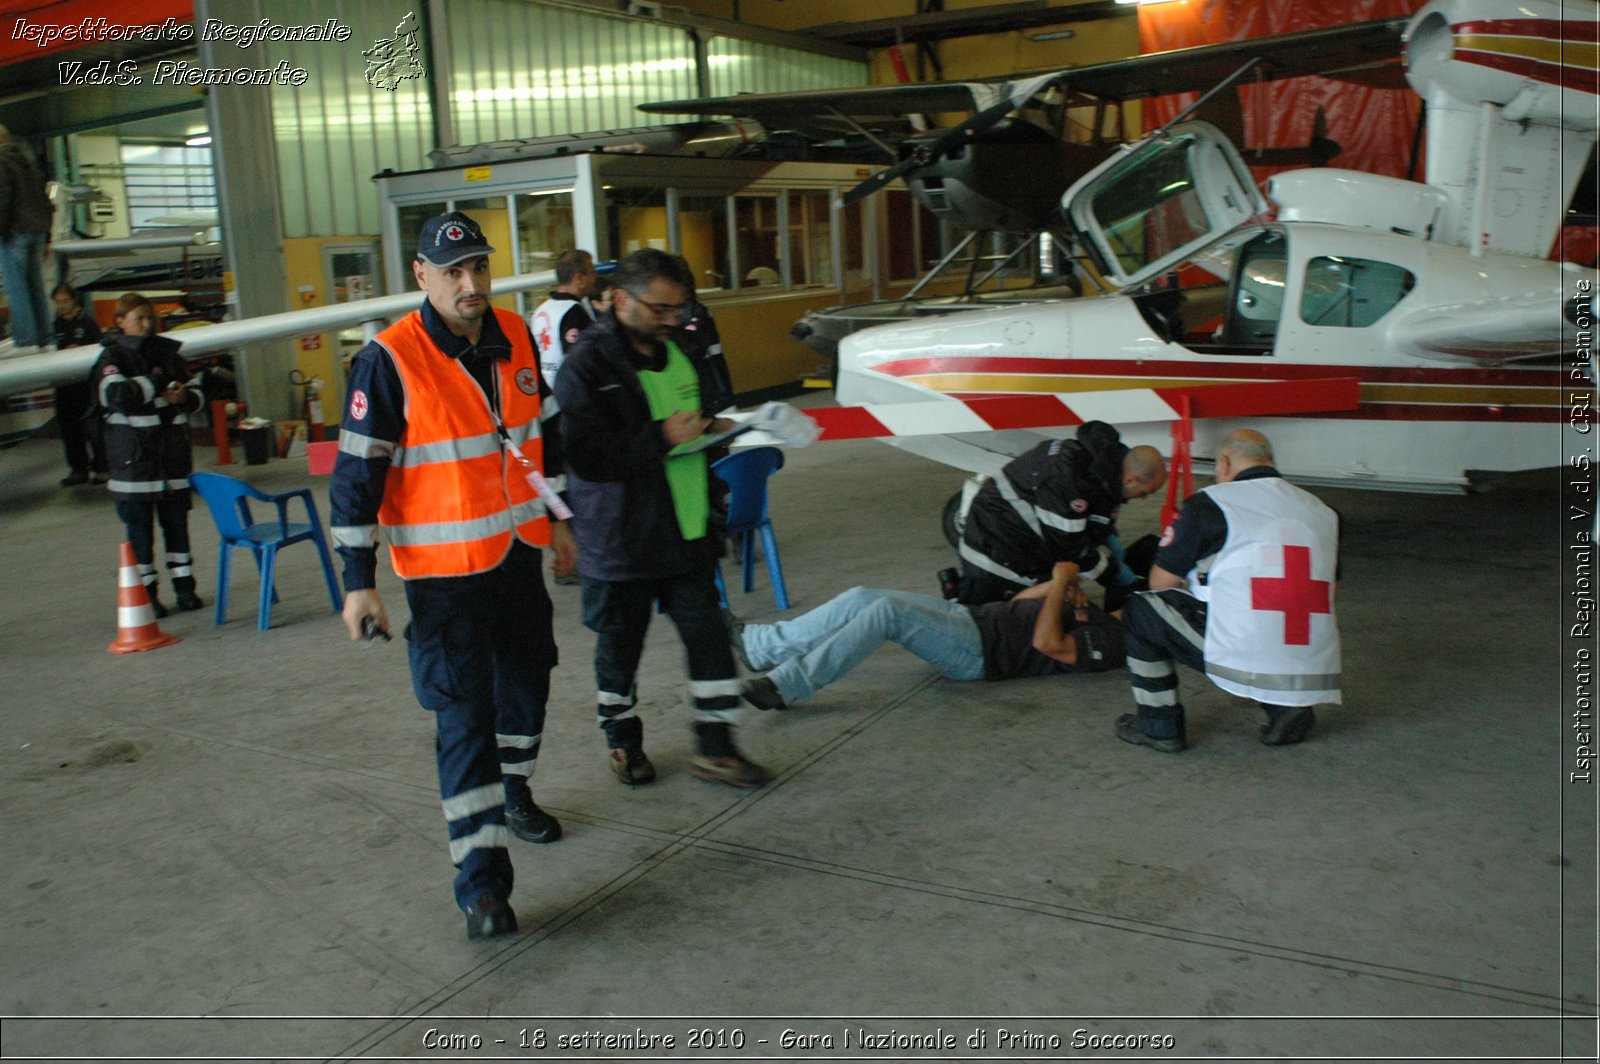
<box><xmin>444</xmin><ymin>224</ymin><xmax>465</xmax><ymax>241</ymax></box>
<box><xmin>1250</xmin><ymin>544</ymin><xmax>1330</xmax><ymax>646</ymax></box>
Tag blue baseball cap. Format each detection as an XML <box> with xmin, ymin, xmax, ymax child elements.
<box><xmin>416</xmin><ymin>211</ymin><xmax>495</xmax><ymax>267</ymax></box>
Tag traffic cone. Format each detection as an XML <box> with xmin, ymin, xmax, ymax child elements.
<box><xmin>108</xmin><ymin>542</ymin><xmax>181</xmax><ymax>654</ymax></box>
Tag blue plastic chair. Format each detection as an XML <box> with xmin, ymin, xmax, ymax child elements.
<box><xmin>190</xmin><ymin>471</ymin><xmax>342</xmax><ymax>631</ymax></box>
<box><xmin>711</xmin><ymin>446</ymin><xmax>789</xmax><ymax>610</ymax></box>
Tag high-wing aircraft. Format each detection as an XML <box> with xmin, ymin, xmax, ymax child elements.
<box><xmin>647</xmin><ymin>15</ymin><xmax>1419</xmax><ymax>370</ymax></box>
<box><xmin>643</xmin><ymin>16</ymin><xmax>1411</xmax><ymax>234</ymax></box>
<box><xmin>821</xmin><ymin>0</ymin><xmax>1596</xmax><ymax>494</ymax></box>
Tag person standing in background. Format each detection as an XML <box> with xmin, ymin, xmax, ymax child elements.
<box><xmin>52</xmin><ymin>283</ymin><xmax>107</xmax><ymax>487</ymax></box>
<box><xmin>528</xmin><ymin>249</ymin><xmax>596</xmax><ymax>383</ymax></box>
<box><xmin>92</xmin><ymin>294</ymin><xmax>204</xmax><ymax>618</ymax></box>
<box><xmin>0</xmin><ymin>125</ymin><xmax>53</xmax><ymax>354</ymax></box>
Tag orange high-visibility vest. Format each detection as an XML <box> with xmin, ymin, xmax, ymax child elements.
<box><xmin>375</xmin><ymin>308</ymin><xmax>549</xmax><ymax>578</ymax></box>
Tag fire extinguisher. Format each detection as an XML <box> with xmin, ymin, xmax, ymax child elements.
<box><xmin>290</xmin><ymin>369</ymin><xmax>326</xmax><ymax>442</ymax></box>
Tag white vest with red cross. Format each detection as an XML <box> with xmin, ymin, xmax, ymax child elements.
<box><xmin>529</xmin><ymin>295</ymin><xmax>594</xmax><ymax>382</ymax></box>
<box><xmin>1189</xmin><ymin>477</ymin><xmax>1341</xmax><ymax>706</ymax></box>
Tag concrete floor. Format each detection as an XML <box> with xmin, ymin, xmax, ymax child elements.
<box><xmin>0</xmin><ymin>416</ymin><xmax>1594</xmax><ymax>1062</ymax></box>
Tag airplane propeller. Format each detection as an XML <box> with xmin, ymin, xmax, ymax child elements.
<box><xmin>836</xmin><ymin>94</ymin><xmax>1028</xmax><ymax>208</ymax></box>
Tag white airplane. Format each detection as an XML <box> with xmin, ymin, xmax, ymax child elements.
<box><xmin>831</xmin><ymin>0</ymin><xmax>1597</xmax><ymax>494</ymax></box>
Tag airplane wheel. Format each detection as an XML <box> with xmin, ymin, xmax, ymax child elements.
<box><xmin>942</xmin><ymin>491</ymin><xmax>965</xmax><ymax>549</ymax></box>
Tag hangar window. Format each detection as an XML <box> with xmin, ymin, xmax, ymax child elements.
<box><xmin>1300</xmin><ymin>256</ymin><xmax>1415</xmax><ymax>328</ymax></box>
<box><xmin>733</xmin><ymin>194</ymin><xmax>782</xmax><ymax>288</ymax></box>
<box><xmin>515</xmin><ymin>190</ymin><xmax>577</xmax><ymax>276</ymax></box>
<box><xmin>790</xmin><ymin>191</ymin><xmax>835</xmax><ymax>287</ymax></box>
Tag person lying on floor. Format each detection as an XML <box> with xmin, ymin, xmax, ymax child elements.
<box><xmin>734</xmin><ymin>561</ymin><xmax>1123</xmax><ymax>710</ymax></box>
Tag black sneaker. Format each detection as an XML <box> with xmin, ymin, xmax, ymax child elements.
<box><xmin>505</xmin><ymin>800</ymin><xmax>562</xmax><ymax>844</ymax></box>
<box><xmin>1115</xmin><ymin>713</ymin><xmax>1186</xmax><ymax>753</ymax></box>
<box><xmin>609</xmin><ymin>747</ymin><xmax>657</xmax><ymax>785</ymax></box>
<box><xmin>741</xmin><ymin>676</ymin><xmax>787</xmax><ymax>711</ymax></box>
<box><xmin>175</xmin><ymin>590</ymin><xmax>204</xmax><ymax>612</ymax></box>
<box><xmin>464</xmin><ymin>895</ymin><xmax>517</xmax><ymax>940</ymax></box>
<box><xmin>722</xmin><ymin>608</ymin><xmax>759</xmax><ymax>672</ymax></box>
<box><xmin>1259</xmin><ymin>706</ymin><xmax>1315</xmax><ymax>746</ymax></box>
<box><xmin>60</xmin><ymin>471</ymin><xmax>89</xmax><ymax>487</ymax></box>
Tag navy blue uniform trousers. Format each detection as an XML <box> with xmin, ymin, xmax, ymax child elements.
<box><xmin>404</xmin><ymin>541</ymin><xmax>556</xmax><ymax>908</ymax></box>
<box><xmin>581</xmin><ymin>563</ymin><xmax>741</xmax><ymax>748</ymax></box>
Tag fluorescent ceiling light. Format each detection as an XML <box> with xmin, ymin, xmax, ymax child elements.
<box><xmin>1116</xmin><ymin>0</ymin><xmax>1183</xmax><ymax>5</ymax></box>
<box><xmin>185</xmin><ymin>135</ymin><xmax>212</xmax><ymax>147</ymax></box>
<box><xmin>1029</xmin><ymin>29</ymin><xmax>1076</xmax><ymax>41</ymax></box>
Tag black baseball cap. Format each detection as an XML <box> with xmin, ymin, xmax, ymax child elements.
<box><xmin>416</xmin><ymin>211</ymin><xmax>495</xmax><ymax>267</ymax></box>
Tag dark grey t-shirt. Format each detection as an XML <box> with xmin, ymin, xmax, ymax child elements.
<box><xmin>971</xmin><ymin>600</ymin><xmax>1124</xmax><ymax>681</ymax></box>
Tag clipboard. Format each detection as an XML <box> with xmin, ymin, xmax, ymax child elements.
<box><xmin>671</xmin><ymin>420</ymin><xmax>759</xmax><ymax>456</ymax></box>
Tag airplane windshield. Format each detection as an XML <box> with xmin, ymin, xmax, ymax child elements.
<box><xmin>1063</xmin><ymin>122</ymin><xmax>1263</xmax><ymax>289</ymax></box>
<box><xmin>1088</xmin><ymin>144</ymin><xmax>1211</xmax><ymax>277</ymax></box>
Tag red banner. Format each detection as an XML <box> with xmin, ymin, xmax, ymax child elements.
<box><xmin>1</xmin><ymin>0</ymin><xmax>193</xmax><ymax>69</ymax></box>
<box><xmin>1139</xmin><ymin>0</ymin><xmax>1427</xmax><ymax>182</ymax></box>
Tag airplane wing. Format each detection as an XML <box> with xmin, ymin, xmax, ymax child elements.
<box><xmin>640</xmin><ymin>81</ymin><xmax>997</xmax><ymax>122</ymax></box>
<box><xmin>639</xmin><ymin>17</ymin><xmax>1409</xmax><ymax>121</ymax></box>
<box><xmin>786</xmin><ymin>378</ymin><xmax>1362</xmax><ymax>443</ymax></box>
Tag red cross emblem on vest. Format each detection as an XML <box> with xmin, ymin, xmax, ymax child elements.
<box><xmin>1250</xmin><ymin>544</ymin><xmax>1330</xmax><ymax>646</ymax></box>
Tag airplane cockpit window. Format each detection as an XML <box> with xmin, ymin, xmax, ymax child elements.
<box><xmin>1299</xmin><ymin>256</ymin><xmax>1416</xmax><ymax>328</ymax></box>
<box><xmin>1222</xmin><ymin>231</ymin><xmax>1287</xmax><ymax>348</ymax></box>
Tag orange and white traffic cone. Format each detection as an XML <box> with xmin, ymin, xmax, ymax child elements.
<box><xmin>108</xmin><ymin>542</ymin><xmax>181</xmax><ymax>654</ymax></box>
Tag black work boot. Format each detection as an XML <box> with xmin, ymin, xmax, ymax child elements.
<box><xmin>464</xmin><ymin>895</ymin><xmax>517</xmax><ymax>940</ymax></box>
<box><xmin>1259</xmin><ymin>705</ymin><xmax>1316</xmax><ymax>746</ymax></box>
<box><xmin>173</xmin><ymin>576</ymin><xmax>203</xmax><ymax>613</ymax></box>
<box><xmin>147</xmin><ymin>585</ymin><xmax>170</xmax><ymax>619</ymax></box>
<box><xmin>1115</xmin><ymin>712</ymin><xmax>1186</xmax><ymax>753</ymax></box>
<box><xmin>602</xmin><ymin>714</ymin><xmax>655</xmax><ymax>785</ymax></box>
<box><xmin>504</xmin><ymin>786</ymin><xmax>562</xmax><ymax>843</ymax></box>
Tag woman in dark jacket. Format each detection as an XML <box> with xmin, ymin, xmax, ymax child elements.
<box><xmin>90</xmin><ymin>294</ymin><xmax>205</xmax><ymax>617</ymax></box>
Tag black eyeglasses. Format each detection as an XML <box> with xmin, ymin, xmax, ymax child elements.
<box><xmin>640</xmin><ymin>300</ymin><xmax>688</xmax><ymax>319</ymax></box>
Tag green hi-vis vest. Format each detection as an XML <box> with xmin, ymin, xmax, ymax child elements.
<box><xmin>637</xmin><ymin>339</ymin><xmax>709</xmax><ymax>540</ymax></box>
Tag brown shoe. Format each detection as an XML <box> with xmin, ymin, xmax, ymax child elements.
<box><xmin>689</xmin><ymin>752</ymin><xmax>769</xmax><ymax>789</ymax></box>
<box><xmin>609</xmin><ymin>747</ymin><xmax>656</xmax><ymax>785</ymax></box>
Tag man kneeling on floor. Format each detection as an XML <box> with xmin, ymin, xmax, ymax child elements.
<box><xmin>1115</xmin><ymin>429</ymin><xmax>1341</xmax><ymax>753</ymax></box>
<box><xmin>735</xmin><ymin>561</ymin><xmax>1123</xmax><ymax>711</ymax></box>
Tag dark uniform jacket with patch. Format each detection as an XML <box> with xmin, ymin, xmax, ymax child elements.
<box><xmin>90</xmin><ymin>334</ymin><xmax>202</xmax><ymax>500</ymax></box>
<box><xmin>960</xmin><ymin>421</ymin><xmax>1129</xmax><ymax>597</ymax></box>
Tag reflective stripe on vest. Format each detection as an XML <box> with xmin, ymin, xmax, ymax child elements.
<box><xmin>375</xmin><ymin>308</ymin><xmax>549</xmax><ymax>578</ymax></box>
<box><xmin>1196</xmin><ymin>477</ymin><xmax>1341</xmax><ymax>706</ymax></box>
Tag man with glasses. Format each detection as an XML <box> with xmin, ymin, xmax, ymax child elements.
<box><xmin>555</xmin><ymin>248</ymin><xmax>767</xmax><ymax>789</ymax></box>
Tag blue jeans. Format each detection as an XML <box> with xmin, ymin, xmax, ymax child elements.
<box><xmin>0</xmin><ymin>231</ymin><xmax>50</xmax><ymax>348</ymax></box>
<box><xmin>743</xmin><ymin>587</ymin><xmax>985</xmax><ymax>705</ymax></box>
